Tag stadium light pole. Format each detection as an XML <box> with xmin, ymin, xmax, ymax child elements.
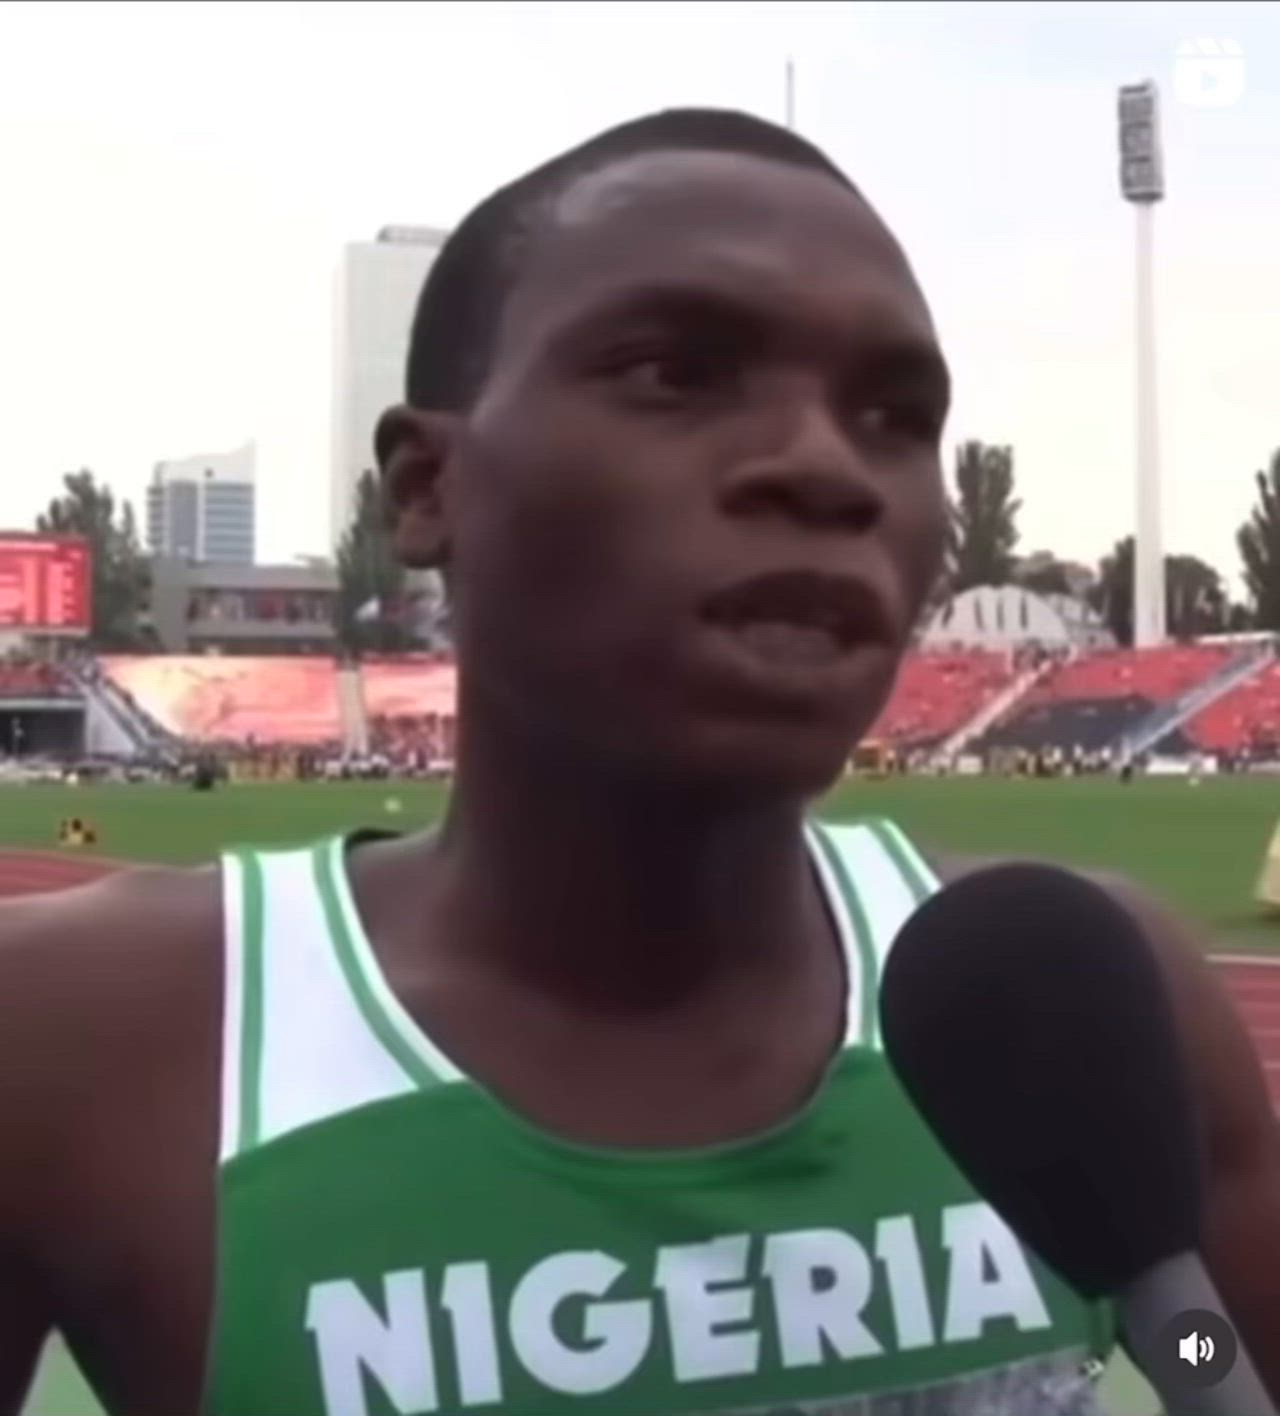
<box><xmin>785</xmin><ymin>57</ymin><xmax>796</xmax><ymax>131</ymax></box>
<box><xmin>1117</xmin><ymin>81</ymin><xmax>1166</xmax><ymax>648</ymax></box>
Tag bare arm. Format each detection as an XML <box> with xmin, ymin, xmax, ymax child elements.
<box><xmin>0</xmin><ymin>867</ymin><xmax>221</xmax><ymax>1416</ymax></box>
<box><xmin>0</xmin><ymin>897</ymin><xmax>63</xmax><ymax>1415</ymax></box>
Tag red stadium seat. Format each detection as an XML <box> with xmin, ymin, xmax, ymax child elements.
<box><xmin>868</xmin><ymin>650</ymin><xmax>1014</xmax><ymax>748</ymax></box>
<box><xmin>0</xmin><ymin>661</ymin><xmax>76</xmax><ymax>700</ymax></box>
<box><xmin>361</xmin><ymin>656</ymin><xmax>458</xmax><ymax>765</ymax></box>
<box><xmin>1185</xmin><ymin>660</ymin><xmax>1280</xmax><ymax>753</ymax></box>
<box><xmin>1023</xmin><ymin>646</ymin><xmax>1231</xmax><ymax>711</ymax></box>
<box><xmin>100</xmin><ymin>656</ymin><xmax>342</xmax><ymax>744</ymax></box>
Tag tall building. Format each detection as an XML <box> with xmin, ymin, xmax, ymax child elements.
<box><xmin>330</xmin><ymin>226</ymin><xmax>447</xmax><ymax>549</ymax></box>
<box><xmin>147</xmin><ymin>442</ymin><xmax>256</xmax><ymax>565</ymax></box>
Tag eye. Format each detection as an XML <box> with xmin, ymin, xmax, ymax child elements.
<box><xmin>852</xmin><ymin>401</ymin><xmax>943</xmax><ymax>445</ymax></box>
<box><xmin>602</xmin><ymin>342</ymin><xmax>740</xmax><ymax>402</ymax></box>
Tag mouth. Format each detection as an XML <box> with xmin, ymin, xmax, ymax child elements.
<box><xmin>699</xmin><ymin>570</ymin><xmax>894</xmax><ymax>669</ymax></box>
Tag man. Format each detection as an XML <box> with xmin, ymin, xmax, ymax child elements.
<box><xmin>1</xmin><ymin>109</ymin><xmax>1277</xmax><ymax>1416</ymax></box>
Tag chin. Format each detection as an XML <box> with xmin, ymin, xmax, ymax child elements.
<box><xmin>641</xmin><ymin>715</ymin><xmax>863</xmax><ymax>810</ymax></box>
<box><xmin>668</xmin><ymin>668</ymin><xmax>896</xmax><ymax>806</ymax></box>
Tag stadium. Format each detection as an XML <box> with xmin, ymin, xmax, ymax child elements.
<box><xmin>3</xmin><ymin>18</ymin><xmax>1279</xmax><ymax>1414</ymax></box>
<box><xmin>4</xmin><ymin>534</ymin><xmax>1280</xmax><ymax>1414</ymax></box>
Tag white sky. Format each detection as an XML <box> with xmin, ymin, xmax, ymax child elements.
<box><xmin>0</xmin><ymin>0</ymin><xmax>1276</xmax><ymax>589</ymax></box>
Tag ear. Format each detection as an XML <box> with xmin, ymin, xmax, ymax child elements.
<box><xmin>375</xmin><ymin>405</ymin><xmax>455</xmax><ymax>571</ymax></box>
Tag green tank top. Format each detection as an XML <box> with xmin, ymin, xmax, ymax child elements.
<box><xmin>205</xmin><ymin>819</ymin><xmax>1116</xmax><ymax>1415</ymax></box>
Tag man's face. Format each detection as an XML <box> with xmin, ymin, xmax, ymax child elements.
<box><xmin>444</xmin><ymin>150</ymin><xmax>949</xmax><ymax>799</ymax></box>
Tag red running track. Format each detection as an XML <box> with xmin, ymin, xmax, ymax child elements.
<box><xmin>1</xmin><ymin>851</ymin><xmax>1279</xmax><ymax>1110</ymax></box>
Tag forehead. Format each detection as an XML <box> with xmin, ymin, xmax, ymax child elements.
<box><xmin>498</xmin><ymin>150</ymin><xmax>938</xmax><ymax>362</ymax></box>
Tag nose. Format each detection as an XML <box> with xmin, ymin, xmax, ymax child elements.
<box><xmin>718</xmin><ymin>398</ymin><xmax>885</xmax><ymax>534</ymax></box>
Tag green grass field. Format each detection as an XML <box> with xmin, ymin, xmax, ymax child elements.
<box><xmin>5</xmin><ymin>773</ymin><xmax>1279</xmax><ymax>948</ymax></box>
<box><xmin>8</xmin><ymin>773</ymin><xmax>1279</xmax><ymax>1414</ymax></box>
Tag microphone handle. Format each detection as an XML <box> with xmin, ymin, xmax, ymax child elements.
<box><xmin>1118</xmin><ymin>1250</ymin><xmax>1277</xmax><ymax>1416</ymax></box>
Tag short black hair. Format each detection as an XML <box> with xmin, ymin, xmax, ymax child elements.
<box><xmin>404</xmin><ymin>108</ymin><xmax>858</xmax><ymax>414</ymax></box>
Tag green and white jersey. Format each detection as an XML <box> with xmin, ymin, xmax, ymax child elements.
<box><xmin>206</xmin><ymin>819</ymin><xmax>1116</xmax><ymax>1416</ymax></box>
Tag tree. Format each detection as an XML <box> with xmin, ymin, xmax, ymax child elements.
<box><xmin>36</xmin><ymin>469</ymin><xmax>148</xmax><ymax>649</ymax></box>
<box><xmin>1237</xmin><ymin>448</ymin><xmax>1280</xmax><ymax>630</ymax></box>
<box><xmin>1226</xmin><ymin>602</ymin><xmax>1255</xmax><ymax>634</ymax></box>
<box><xmin>1015</xmin><ymin>556</ymin><xmax>1073</xmax><ymax>599</ymax></box>
<box><xmin>1165</xmin><ymin>554</ymin><xmax>1228</xmax><ymax>640</ymax></box>
<box><xmin>1090</xmin><ymin>537</ymin><xmax>1134</xmax><ymax>646</ymax></box>
<box><xmin>1089</xmin><ymin>537</ymin><xmax>1230</xmax><ymax>645</ymax></box>
<box><xmin>1018</xmin><ymin>564</ymin><xmax>1071</xmax><ymax>598</ymax></box>
<box><xmin>947</xmin><ymin>442</ymin><xmax>1020</xmax><ymax>592</ymax></box>
<box><xmin>335</xmin><ymin>470</ymin><xmax>410</xmax><ymax>655</ymax></box>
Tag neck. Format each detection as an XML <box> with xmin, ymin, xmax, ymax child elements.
<box><xmin>431</xmin><ymin>703</ymin><xmax>827</xmax><ymax>1013</ymax></box>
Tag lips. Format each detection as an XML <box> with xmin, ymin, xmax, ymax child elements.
<box><xmin>700</xmin><ymin>570</ymin><xmax>894</xmax><ymax>651</ymax></box>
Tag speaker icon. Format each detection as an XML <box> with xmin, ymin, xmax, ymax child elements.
<box><xmin>1158</xmin><ymin>1308</ymin><xmax>1237</xmax><ymax>1390</ymax></box>
<box><xmin>1178</xmin><ymin>1331</ymin><xmax>1216</xmax><ymax>1367</ymax></box>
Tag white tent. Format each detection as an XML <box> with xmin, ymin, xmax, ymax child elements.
<box><xmin>921</xmin><ymin>586</ymin><xmax>1113</xmax><ymax>652</ymax></box>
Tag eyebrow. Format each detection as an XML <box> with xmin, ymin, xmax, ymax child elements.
<box><xmin>554</xmin><ymin>281</ymin><xmax>950</xmax><ymax>397</ymax></box>
<box><xmin>554</xmin><ymin>284</ymin><xmax>772</xmax><ymax>345</ymax></box>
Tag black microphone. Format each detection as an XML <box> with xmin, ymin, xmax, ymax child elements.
<box><xmin>878</xmin><ymin>862</ymin><xmax>1276</xmax><ymax>1416</ymax></box>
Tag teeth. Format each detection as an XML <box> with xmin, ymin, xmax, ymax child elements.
<box><xmin>727</xmin><ymin>608</ymin><xmax>843</xmax><ymax>637</ymax></box>
<box><xmin>731</xmin><ymin>621</ymin><xmax>844</xmax><ymax>666</ymax></box>
<box><xmin>702</xmin><ymin>577</ymin><xmax>872</xmax><ymax>648</ymax></box>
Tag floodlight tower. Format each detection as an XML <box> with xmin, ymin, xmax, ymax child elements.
<box><xmin>1117</xmin><ymin>80</ymin><xmax>1167</xmax><ymax>647</ymax></box>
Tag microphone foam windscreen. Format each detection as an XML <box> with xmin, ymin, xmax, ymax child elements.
<box><xmin>878</xmin><ymin>863</ymin><xmax>1202</xmax><ymax>1298</ymax></box>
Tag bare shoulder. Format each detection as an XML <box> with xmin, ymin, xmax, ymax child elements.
<box><xmin>0</xmin><ymin>862</ymin><xmax>221</xmax><ymax>1037</ymax></box>
<box><xmin>0</xmin><ymin>864</ymin><xmax>223</xmax><ymax>1218</ymax></box>
<box><xmin>933</xmin><ymin>850</ymin><xmax>1280</xmax><ymax>1376</ymax></box>
<box><xmin>934</xmin><ymin>850</ymin><xmax>1280</xmax><ymax>1175</ymax></box>
<box><xmin>0</xmin><ymin>867</ymin><xmax>227</xmax><ymax>1409</ymax></box>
